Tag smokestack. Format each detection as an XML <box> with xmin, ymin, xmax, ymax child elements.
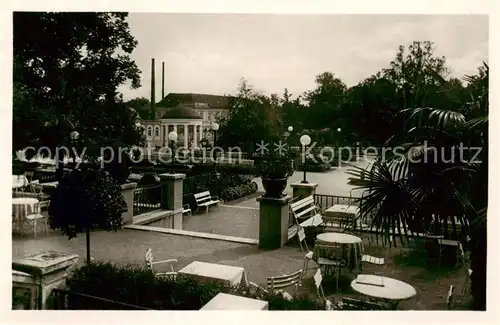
<box><xmin>150</xmin><ymin>58</ymin><xmax>156</xmax><ymax>120</ymax></box>
<box><xmin>162</xmin><ymin>62</ymin><xmax>165</xmax><ymax>99</ymax></box>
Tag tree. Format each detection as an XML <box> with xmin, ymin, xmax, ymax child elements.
<box><xmin>217</xmin><ymin>79</ymin><xmax>282</xmax><ymax>152</ymax></box>
<box><xmin>13</xmin><ymin>12</ymin><xmax>143</xmax><ymax>178</ymax></box>
<box><xmin>125</xmin><ymin>97</ymin><xmax>151</xmax><ymax>119</ymax></box>
<box><xmin>347</xmin><ymin>63</ymin><xmax>488</xmax><ymax>310</ymax></box>
<box><xmin>48</xmin><ymin>167</ymin><xmax>127</xmax><ymax>264</ymax></box>
<box><xmin>304</xmin><ymin>72</ymin><xmax>347</xmax><ymax>130</ymax></box>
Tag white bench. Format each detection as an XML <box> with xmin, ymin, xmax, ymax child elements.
<box><xmin>194</xmin><ymin>191</ymin><xmax>220</xmax><ymax>213</ymax></box>
<box><xmin>290</xmin><ymin>196</ymin><xmax>324</xmax><ymax>228</ymax></box>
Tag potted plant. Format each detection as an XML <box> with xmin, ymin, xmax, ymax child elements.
<box><xmin>255</xmin><ymin>153</ymin><xmax>294</xmax><ymax>198</ymax></box>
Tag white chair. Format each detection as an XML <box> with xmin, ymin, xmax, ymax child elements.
<box><xmin>446</xmin><ymin>285</ymin><xmax>454</xmax><ymax>310</ymax></box>
<box><xmin>297</xmin><ymin>226</ymin><xmax>314</xmax><ymax>275</ymax></box>
<box><xmin>25</xmin><ymin>202</ymin><xmax>48</xmax><ymax>238</ymax></box>
<box><xmin>144</xmin><ymin>248</ymin><xmax>178</xmax><ymax>280</ymax></box>
<box><xmin>249</xmin><ymin>269</ymin><xmax>303</xmax><ymax>301</ymax></box>
<box><xmin>458</xmin><ymin>243</ymin><xmax>472</xmax><ymax>296</ymax></box>
<box><xmin>313</xmin><ymin>269</ymin><xmax>334</xmax><ymax>310</ymax></box>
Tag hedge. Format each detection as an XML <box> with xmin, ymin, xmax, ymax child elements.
<box><xmin>63</xmin><ymin>262</ymin><xmax>326</xmax><ymax>310</ymax></box>
<box><xmin>220</xmin><ymin>182</ymin><xmax>258</xmax><ymax>201</ymax></box>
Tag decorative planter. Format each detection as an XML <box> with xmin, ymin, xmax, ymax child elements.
<box><xmin>261</xmin><ymin>177</ymin><xmax>288</xmax><ymax>198</ymax></box>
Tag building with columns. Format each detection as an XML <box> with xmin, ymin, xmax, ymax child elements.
<box><xmin>137</xmin><ymin>93</ymin><xmax>232</xmax><ymax>149</ymax></box>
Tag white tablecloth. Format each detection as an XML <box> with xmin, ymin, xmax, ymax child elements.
<box><xmin>351</xmin><ymin>274</ymin><xmax>417</xmax><ymax>301</ymax></box>
<box><xmin>200</xmin><ymin>293</ymin><xmax>268</xmax><ymax>310</ymax></box>
<box><xmin>178</xmin><ymin>261</ymin><xmax>248</xmax><ymax>288</ymax></box>
<box><xmin>316</xmin><ymin>232</ymin><xmax>363</xmax><ymax>270</ymax></box>
<box><xmin>324</xmin><ymin>204</ymin><xmax>359</xmax><ymax>218</ymax></box>
<box><xmin>12</xmin><ymin>197</ymin><xmax>39</xmax><ymax>224</ymax></box>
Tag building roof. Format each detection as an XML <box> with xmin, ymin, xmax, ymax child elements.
<box><xmin>160</xmin><ymin>104</ymin><xmax>203</xmax><ymax>119</ymax></box>
<box><xmin>157</xmin><ymin>93</ymin><xmax>233</xmax><ymax>109</ymax></box>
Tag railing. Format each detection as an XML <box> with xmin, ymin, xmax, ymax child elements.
<box><xmin>133</xmin><ymin>184</ymin><xmax>162</xmax><ymax>215</ymax></box>
<box><xmin>313</xmin><ymin>193</ymin><xmax>362</xmax><ymax>214</ymax></box>
<box><xmin>50</xmin><ymin>288</ymin><xmax>152</xmax><ymax>310</ymax></box>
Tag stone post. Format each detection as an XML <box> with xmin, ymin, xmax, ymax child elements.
<box><xmin>159</xmin><ymin>173</ymin><xmax>186</xmax><ymax>230</ymax></box>
<box><xmin>12</xmin><ymin>251</ymin><xmax>79</xmax><ymax>309</ymax></box>
<box><xmin>121</xmin><ymin>182</ymin><xmax>137</xmax><ymax>225</ymax></box>
<box><xmin>290</xmin><ymin>182</ymin><xmax>318</xmax><ymax>200</ymax></box>
<box><xmin>257</xmin><ymin>195</ymin><xmax>292</xmax><ymax>250</ymax></box>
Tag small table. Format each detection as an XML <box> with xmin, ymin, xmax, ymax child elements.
<box><xmin>351</xmin><ymin>274</ymin><xmax>416</xmax><ymax>308</ymax></box>
<box><xmin>316</xmin><ymin>232</ymin><xmax>363</xmax><ymax>270</ymax></box>
<box><xmin>200</xmin><ymin>293</ymin><xmax>268</xmax><ymax>310</ymax></box>
<box><xmin>178</xmin><ymin>261</ymin><xmax>248</xmax><ymax>288</ymax></box>
<box><xmin>323</xmin><ymin>204</ymin><xmax>359</xmax><ymax>229</ymax></box>
<box><xmin>12</xmin><ymin>197</ymin><xmax>39</xmax><ymax>228</ymax></box>
<box><xmin>324</xmin><ymin>204</ymin><xmax>359</xmax><ymax>218</ymax></box>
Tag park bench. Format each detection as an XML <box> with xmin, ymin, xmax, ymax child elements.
<box><xmin>194</xmin><ymin>191</ymin><xmax>220</xmax><ymax>213</ymax></box>
<box><xmin>290</xmin><ymin>195</ymin><xmax>324</xmax><ymax>228</ymax></box>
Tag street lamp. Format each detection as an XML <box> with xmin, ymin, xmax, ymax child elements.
<box><xmin>288</xmin><ymin>126</ymin><xmax>294</xmax><ymax>132</ymax></box>
<box><xmin>168</xmin><ymin>131</ymin><xmax>178</xmax><ymax>162</ymax></box>
<box><xmin>69</xmin><ymin>131</ymin><xmax>80</xmax><ymax>167</ymax></box>
<box><xmin>300</xmin><ymin>134</ymin><xmax>311</xmax><ymax>183</ymax></box>
<box><xmin>211</xmin><ymin>122</ymin><xmax>219</xmax><ymax>162</ymax></box>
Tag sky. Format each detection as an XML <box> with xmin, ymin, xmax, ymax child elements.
<box><xmin>118</xmin><ymin>14</ymin><xmax>489</xmax><ymax>101</ymax></box>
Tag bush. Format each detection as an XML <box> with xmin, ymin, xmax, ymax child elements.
<box><xmin>64</xmin><ymin>262</ymin><xmax>325</xmax><ymax>310</ymax></box>
<box><xmin>220</xmin><ymin>182</ymin><xmax>258</xmax><ymax>201</ymax></box>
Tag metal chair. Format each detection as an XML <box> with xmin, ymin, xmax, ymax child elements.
<box><xmin>296</xmin><ymin>226</ymin><xmax>314</xmax><ymax>275</ymax></box>
<box><xmin>249</xmin><ymin>269</ymin><xmax>303</xmax><ymax>301</ymax></box>
<box><xmin>315</xmin><ymin>242</ymin><xmax>346</xmax><ymax>293</ymax></box>
<box><xmin>313</xmin><ymin>269</ymin><xmax>334</xmax><ymax>310</ymax></box>
<box><xmin>25</xmin><ymin>202</ymin><xmax>49</xmax><ymax>238</ymax></box>
<box><xmin>144</xmin><ymin>248</ymin><xmax>178</xmax><ymax>280</ymax></box>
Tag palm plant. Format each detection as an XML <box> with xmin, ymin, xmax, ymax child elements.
<box><xmin>347</xmin><ymin>63</ymin><xmax>488</xmax><ymax>310</ymax></box>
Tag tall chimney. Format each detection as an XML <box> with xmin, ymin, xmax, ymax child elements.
<box><xmin>150</xmin><ymin>58</ymin><xmax>156</xmax><ymax>120</ymax></box>
<box><xmin>162</xmin><ymin>61</ymin><xmax>165</xmax><ymax>99</ymax></box>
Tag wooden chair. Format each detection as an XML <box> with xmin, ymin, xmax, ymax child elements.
<box><xmin>297</xmin><ymin>226</ymin><xmax>315</xmax><ymax>275</ymax></box>
<box><xmin>313</xmin><ymin>269</ymin><xmax>334</xmax><ymax>310</ymax></box>
<box><xmin>315</xmin><ymin>242</ymin><xmax>346</xmax><ymax>293</ymax></box>
<box><xmin>249</xmin><ymin>269</ymin><xmax>303</xmax><ymax>301</ymax></box>
<box><xmin>25</xmin><ymin>202</ymin><xmax>49</xmax><ymax>238</ymax></box>
<box><xmin>144</xmin><ymin>248</ymin><xmax>178</xmax><ymax>280</ymax></box>
<box><xmin>290</xmin><ymin>196</ymin><xmax>323</xmax><ymax>228</ymax></box>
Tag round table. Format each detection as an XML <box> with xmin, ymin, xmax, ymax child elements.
<box><xmin>12</xmin><ymin>197</ymin><xmax>39</xmax><ymax>226</ymax></box>
<box><xmin>316</xmin><ymin>232</ymin><xmax>363</xmax><ymax>270</ymax></box>
<box><xmin>12</xmin><ymin>175</ymin><xmax>29</xmax><ymax>189</ymax></box>
<box><xmin>351</xmin><ymin>274</ymin><xmax>417</xmax><ymax>302</ymax></box>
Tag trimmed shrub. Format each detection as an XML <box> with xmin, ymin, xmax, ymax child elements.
<box><xmin>64</xmin><ymin>262</ymin><xmax>325</xmax><ymax>310</ymax></box>
<box><xmin>220</xmin><ymin>182</ymin><xmax>258</xmax><ymax>201</ymax></box>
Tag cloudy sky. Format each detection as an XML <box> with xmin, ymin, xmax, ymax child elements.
<box><xmin>118</xmin><ymin>14</ymin><xmax>488</xmax><ymax>100</ymax></box>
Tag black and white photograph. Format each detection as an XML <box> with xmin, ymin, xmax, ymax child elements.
<box><xmin>4</xmin><ymin>1</ymin><xmax>496</xmax><ymax>321</ymax></box>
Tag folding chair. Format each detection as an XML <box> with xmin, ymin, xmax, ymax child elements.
<box><xmin>249</xmin><ymin>269</ymin><xmax>303</xmax><ymax>301</ymax></box>
<box><xmin>313</xmin><ymin>269</ymin><xmax>334</xmax><ymax>310</ymax></box>
<box><xmin>315</xmin><ymin>242</ymin><xmax>346</xmax><ymax>293</ymax></box>
<box><xmin>297</xmin><ymin>226</ymin><xmax>314</xmax><ymax>275</ymax></box>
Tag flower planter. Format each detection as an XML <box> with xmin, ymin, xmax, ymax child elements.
<box><xmin>261</xmin><ymin>177</ymin><xmax>288</xmax><ymax>198</ymax></box>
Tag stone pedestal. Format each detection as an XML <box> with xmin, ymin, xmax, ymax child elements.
<box><xmin>257</xmin><ymin>195</ymin><xmax>291</xmax><ymax>250</ymax></box>
<box><xmin>290</xmin><ymin>182</ymin><xmax>318</xmax><ymax>200</ymax></box>
<box><xmin>121</xmin><ymin>182</ymin><xmax>137</xmax><ymax>225</ymax></box>
<box><xmin>159</xmin><ymin>173</ymin><xmax>186</xmax><ymax>230</ymax></box>
<box><xmin>12</xmin><ymin>251</ymin><xmax>78</xmax><ymax>309</ymax></box>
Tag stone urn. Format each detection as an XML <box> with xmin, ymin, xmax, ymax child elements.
<box><xmin>261</xmin><ymin>177</ymin><xmax>288</xmax><ymax>198</ymax></box>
